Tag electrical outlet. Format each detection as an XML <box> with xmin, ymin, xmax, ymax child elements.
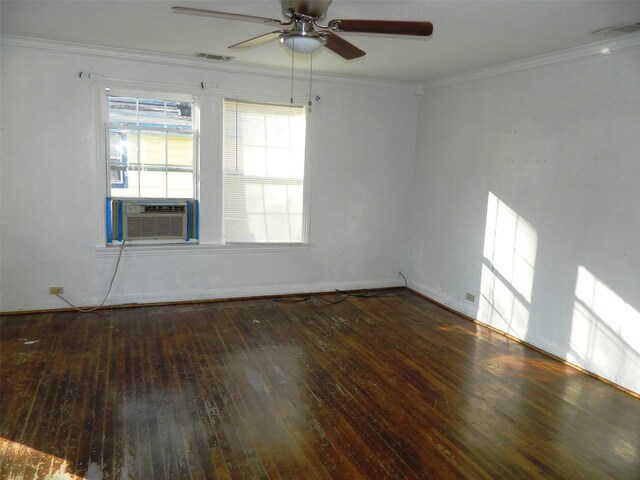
<box><xmin>49</xmin><ymin>286</ymin><xmax>64</xmax><ymax>295</ymax></box>
<box><xmin>466</xmin><ymin>292</ymin><xmax>475</xmax><ymax>302</ymax></box>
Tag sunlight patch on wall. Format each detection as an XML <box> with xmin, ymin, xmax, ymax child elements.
<box><xmin>570</xmin><ymin>266</ymin><xmax>640</xmax><ymax>386</ymax></box>
<box><xmin>479</xmin><ymin>192</ymin><xmax>538</xmax><ymax>338</ymax></box>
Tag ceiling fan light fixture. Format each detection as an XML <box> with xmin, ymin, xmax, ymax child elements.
<box><xmin>280</xmin><ymin>34</ymin><xmax>324</xmax><ymax>54</ymax></box>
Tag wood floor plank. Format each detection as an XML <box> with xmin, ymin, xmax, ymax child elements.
<box><xmin>1</xmin><ymin>290</ymin><xmax>639</xmax><ymax>479</ymax></box>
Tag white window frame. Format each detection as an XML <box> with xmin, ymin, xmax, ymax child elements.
<box><xmin>105</xmin><ymin>90</ymin><xmax>198</xmax><ymax>201</ymax></box>
<box><xmin>94</xmin><ymin>79</ymin><xmax>202</xmax><ymax>247</ymax></box>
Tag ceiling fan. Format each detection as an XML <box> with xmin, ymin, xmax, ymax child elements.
<box><xmin>172</xmin><ymin>0</ymin><xmax>433</xmax><ymax>60</ymax></box>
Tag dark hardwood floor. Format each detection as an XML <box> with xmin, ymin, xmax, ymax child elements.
<box><xmin>1</xmin><ymin>290</ymin><xmax>639</xmax><ymax>479</ymax></box>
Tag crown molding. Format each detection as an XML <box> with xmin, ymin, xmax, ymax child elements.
<box><xmin>0</xmin><ymin>34</ymin><xmax>417</xmax><ymax>93</ymax></box>
<box><xmin>422</xmin><ymin>32</ymin><xmax>640</xmax><ymax>90</ymax></box>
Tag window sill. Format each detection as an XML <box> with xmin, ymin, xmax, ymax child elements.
<box><xmin>95</xmin><ymin>242</ymin><xmax>310</xmax><ymax>257</ymax></box>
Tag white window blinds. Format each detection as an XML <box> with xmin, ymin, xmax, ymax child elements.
<box><xmin>223</xmin><ymin>99</ymin><xmax>307</xmax><ymax>243</ymax></box>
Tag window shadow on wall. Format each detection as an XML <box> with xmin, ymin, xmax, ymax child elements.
<box><xmin>569</xmin><ymin>266</ymin><xmax>640</xmax><ymax>392</ymax></box>
<box><xmin>478</xmin><ymin>192</ymin><xmax>538</xmax><ymax>338</ymax></box>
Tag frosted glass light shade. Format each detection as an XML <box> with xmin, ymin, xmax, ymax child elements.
<box><xmin>280</xmin><ymin>35</ymin><xmax>324</xmax><ymax>54</ymax></box>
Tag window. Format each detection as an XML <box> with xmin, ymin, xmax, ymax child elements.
<box><xmin>223</xmin><ymin>100</ymin><xmax>307</xmax><ymax>243</ymax></box>
<box><xmin>107</xmin><ymin>95</ymin><xmax>195</xmax><ymax>199</ymax></box>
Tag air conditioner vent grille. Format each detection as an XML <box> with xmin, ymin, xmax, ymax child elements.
<box><xmin>142</xmin><ymin>204</ymin><xmax>186</xmax><ymax>214</ymax></box>
<box><xmin>127</xmin><ymin>215</ymin><xmax>185</xmax><ymax>239</ymax></box>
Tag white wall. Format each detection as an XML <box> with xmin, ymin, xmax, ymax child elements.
<box><xmin>408</xmin><ymin>43</ymin><xmax>640</xmax><ymax>394</ymax></box>
<box><xmin>0</xmin><ymin>38</ymin><xmax>417</xmax><ymax>311</ymax></box>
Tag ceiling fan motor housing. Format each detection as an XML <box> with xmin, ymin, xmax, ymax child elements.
<box><xmin>280</xmin><ymin>0</ymin><xmax>331</xmax><ymax>20</ymax></box>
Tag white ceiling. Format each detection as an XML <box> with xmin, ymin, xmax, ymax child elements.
<box><xmin>2</xmin><ymin>0</ymin><xmax>639</xmax><ymax>83</ymax></box>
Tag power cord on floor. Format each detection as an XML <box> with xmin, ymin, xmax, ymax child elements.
<box><xmin>274</xmin><ymin>271</ymin><xmax>409</xmax><ymax>305</ymax></box>
<box><xmin>56</xmin><ymin>240</ymin><xmax>126</xmax><ymax>313</ymax></box>
<box><xmin>274</xmin><ymin>289</ymin><xmax>397</xmax><ymax>305</ymax></box>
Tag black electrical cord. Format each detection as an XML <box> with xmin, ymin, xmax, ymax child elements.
<box><xmin>273</xmin><ymin>275</ymin><xmax>408</xmax><ymax>306</ymax></box>
<box><xmin>56</xmin><ymin>240</ymin><xmax>127</xmax><ymax>313</ymax></box>
<box><xmin>273</xmin><ymin>295</ymin><xmax>311</xmax><ymax>304</ymax></box>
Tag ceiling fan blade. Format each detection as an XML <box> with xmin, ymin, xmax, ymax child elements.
<box><xmin>172</xmin><ymin>6</ymin><xmax>286</xmax><ymax>25</ymax></box>
<box><xmin>322</xmin><ymin>32</ymin><xmax>365</xmax><ymax>60</ymax></box>
<box><xmin>329</xmin><ymin>19</ymin><xmax>433</xmax><ymax>37</ymax></box>
<box><xmin>229</xmin><ymin>31</ymin><xmax>287</xmax><ymax>49</ymax></box>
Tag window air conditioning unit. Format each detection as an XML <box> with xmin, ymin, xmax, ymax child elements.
<box><xmin>107</xmin><ymin>199</ymin><xmax>198</xmax><ymax>243</ymax></box>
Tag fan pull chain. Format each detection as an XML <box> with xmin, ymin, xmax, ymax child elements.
<box><xmin>290</xmin><ymin>37</ymin><xmax>295</xmax><ymax>104</ymax></box>
<box><xmin>308</xmin><ymin>53</ymin><xmax>313</xmax><ymax>108</ymax></box>
<box><xmin>235</xmin><ymin>101</ymin><xmax>239</xmax><ymax>172</ymax></box>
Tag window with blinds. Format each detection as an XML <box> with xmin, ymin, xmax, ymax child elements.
<box><xmin>223</xmin><ymin>99</ymin><xmax>307</xmax><ymax>243</ymax></box>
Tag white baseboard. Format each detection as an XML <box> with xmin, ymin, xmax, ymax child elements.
<box><xmin>1</xmin><ymin>278</ymin><xmax>405</xmax><ymax>313</ymax></box>
<box><xmin>409</xmin><ymin>281</ymin><xmax>479</xmax><ymax>319</ymax></box>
